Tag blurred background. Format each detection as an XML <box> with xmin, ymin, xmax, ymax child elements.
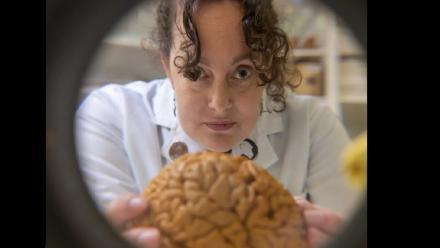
<box><xmin>80</xmin><ymin>0</ymin><xmax>367</xmax><ymax>139</ymax></box>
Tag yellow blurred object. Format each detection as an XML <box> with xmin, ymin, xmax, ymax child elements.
<box><xmin>342</xmin><ymin>132</ymin><xmax>367</xmax><ymax>191</ymax></box>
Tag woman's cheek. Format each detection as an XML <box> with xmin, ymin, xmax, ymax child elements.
<box><xmin>178</xmin><ymin>94</ymin><xmax>204</xmax><ymax>123</ymax></box>
<box><xmin>235</xmin><ymin>99</ymin><xmax>259</xmax><ymax>130</ymax></box>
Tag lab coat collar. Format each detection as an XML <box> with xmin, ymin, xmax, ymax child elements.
<box><xmin>150</xmin><ymin>78</ymin><xmax>284</xmax><ymax>168</ymax></box>
<box><xmin>148</xmin><ymin>78</ymin><xmax>177</xmax><ymax>129</ymax></box>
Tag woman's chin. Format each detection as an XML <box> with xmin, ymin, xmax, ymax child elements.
<box><xmin>203</xmin><ymin>140</ymin><xmax>238</xmax><ymax>153</ymax></box>
<box><xmin>205</xmin><ymin>144</ymin><xmax>233</xmax><ymax>153</ymax></box>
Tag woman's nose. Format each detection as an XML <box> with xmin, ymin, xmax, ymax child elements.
<box><xmin>208</xmin><ymin>83</ymin><xmax>232</xmax><ymax>114</ymax></box>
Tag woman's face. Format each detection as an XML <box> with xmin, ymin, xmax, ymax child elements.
<box><xmin>162</xmin><ymin>0</ymin><xmax>263</xmax><ymax>152</ymax></box>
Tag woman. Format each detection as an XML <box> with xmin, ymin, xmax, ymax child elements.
<box><xmin>75</xmin><ymin>0</ymin><xmax>359</xmax><ymax>247</ymax></box>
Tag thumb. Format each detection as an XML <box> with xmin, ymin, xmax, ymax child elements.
<box><xmin>123</xmin><ymin>227</ymin><xmax>160</xmax><ymax>248</ymax></box>
<box><xmin>105</xmin><ymin>193</ymin><xmax>148</xmax><ymax>229</ymax></box>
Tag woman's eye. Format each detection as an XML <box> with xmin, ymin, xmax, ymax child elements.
<box><xmin>233</xmin><ymin>67</ymin><xmax>252</xmax><ymax>80</ymax></box>
<box><xmin>197</xmin><ymin>67</ymin><xmax>210</xmax><ymax>80</ymax></box>
<box><xmin>200</xmin><ymin>71</ymin><xmax>208</xmax><ymax>80</ymax></box>
<box><xmin>187</xmin><ymin>67</ymin><xmax>211</xmax><ymax>91</ymax></box>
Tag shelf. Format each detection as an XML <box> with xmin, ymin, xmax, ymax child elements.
<box><xmin>340</xmin><ymin>96</ymin><xmax>367</xmax><ymax>104</ymax></box>
<box><xmin>293</xmin><ymin>48</ymin><xmax>324</xmax><ymax>58</ymax></box>
<box><xmin>103</xmin><ymin>35</ymin><xmax>157</xmax><ymax>50</ymax></box>
<box><xmin>104</xmin><ymin>35</ymin><xmax>141</xmax><ymax>48</ymax></box>
<box><xmin>340</xmin><ymin>52</ymin><xmax>365</xmax><ymax>60</ymax></box>
<box><xmin>102</xmin><ymin>37</ymin><xmax>362</xmax><ymax>59</ymax></box>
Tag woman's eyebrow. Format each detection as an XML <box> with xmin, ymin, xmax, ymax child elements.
<box><xmin>199</xmin><ymin>52</ymin><xmax>251</xmax><ymax>67</ymax></box>
<box><xmin>231</xmin><ymin>52</ymin><xmax>251</xmax><ymax>65</ymax></box>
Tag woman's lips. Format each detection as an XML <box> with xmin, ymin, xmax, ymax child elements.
<box><xmin>204</xmin><ymin>121</ymin><xmax>236</xmax><ymax>131</ymax></box>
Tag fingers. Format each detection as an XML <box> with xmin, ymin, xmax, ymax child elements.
<box><xmin>105</xmin><ymin>193</ymin><xmax>148</xmax><ymax>229</ymax></box>
<box><xmin>307</xmin><ymin>227</ymin><xmax>331</xmax><ymax>248</ymax></box>
<box><xmin>294</xmin><ymin>196</ymin><xmax>315</xmax><ymax>211</ymax></box>
<box><xmin>123</xmin><ymin>227</ymin><xmax>160</xmax><ymax>248</ymax></box>
<box><xmin>103</xmin><ymin>193</ymin><xmax>160</xmax><ymax>247</ymax></box>
<box><xmin>294</xmin><ymin>195</ymin><xmax>345</xmax><ymax>248</ymax></box>
<box><xmin>303</xmin><ymin>208</ymin><xmax>343</xmax><ymax>235</ymax></box>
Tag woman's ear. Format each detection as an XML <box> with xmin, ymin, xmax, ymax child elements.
<box><xmin>160</xmin><ymin>53</ymin><xmax>171</xmax><ymax>78</ymax></box>
<box><xmin>160</xmin><ymin>53</ymin><xmax>175</xmax><ymax>89</ymax></box>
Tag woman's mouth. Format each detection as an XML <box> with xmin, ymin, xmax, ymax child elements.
<box><xmin>204</xmin><ymin>121</ymin><xmax>236</xmax><ymax>131</ymax></box>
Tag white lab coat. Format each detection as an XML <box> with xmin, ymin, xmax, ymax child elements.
<box><xmin>75</xmin><ymin>78</ymin><xmax>360</xmax><ymax>216</ymax></box>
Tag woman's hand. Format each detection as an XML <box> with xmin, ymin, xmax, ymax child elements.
<box><xmin>105</xmin><ymin>193</ymin><xmax>160</xmax><ymax>248</ymax></box>
<box><xmin>294</xmin><ymin>196</ymin><xmax>344</xmax><ymax>248</ymax></box>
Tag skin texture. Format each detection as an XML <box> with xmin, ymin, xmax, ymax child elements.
<box><xmin>162</xmin><ymin>0</ymin><xmax>263</xmax><ymax>152</ymax></box>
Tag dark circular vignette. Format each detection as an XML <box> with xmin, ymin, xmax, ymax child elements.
<box><xmin>46</xmin><ymin>0</ymin><xmax>366</xmax><ymax>247</ymax></box>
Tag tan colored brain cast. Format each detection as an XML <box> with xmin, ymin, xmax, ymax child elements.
<box><xmin>131</xmin><ymin>151</ymin><xmax>308</xmax><ymax>248</ymax></box>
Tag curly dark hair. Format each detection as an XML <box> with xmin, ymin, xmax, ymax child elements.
<box><xmin>153</xmin><ymin>0</ymin><xmax>301</xmax><ymax>112</ymax></box>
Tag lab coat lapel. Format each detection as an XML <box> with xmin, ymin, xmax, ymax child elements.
<box><xmin>252</xmin><ymin>109</ymin><xmax>284</xmax><ymax>169</ymax></box>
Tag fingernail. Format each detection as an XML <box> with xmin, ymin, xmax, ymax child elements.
<box><xmin>138</xmin><ymin>229</ymin><xmax>159</xmax><ymax>244</ymax></box>
<box><xmin>129</xmin><ymin>197</ymin><xmax>146</xmax><ymax>208</ymax></box>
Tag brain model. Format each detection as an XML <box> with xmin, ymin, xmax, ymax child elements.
<box><xmin>131</xmin><ymin>151</ymin><xmax>308</xmax><ymax>248</ymax></box>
